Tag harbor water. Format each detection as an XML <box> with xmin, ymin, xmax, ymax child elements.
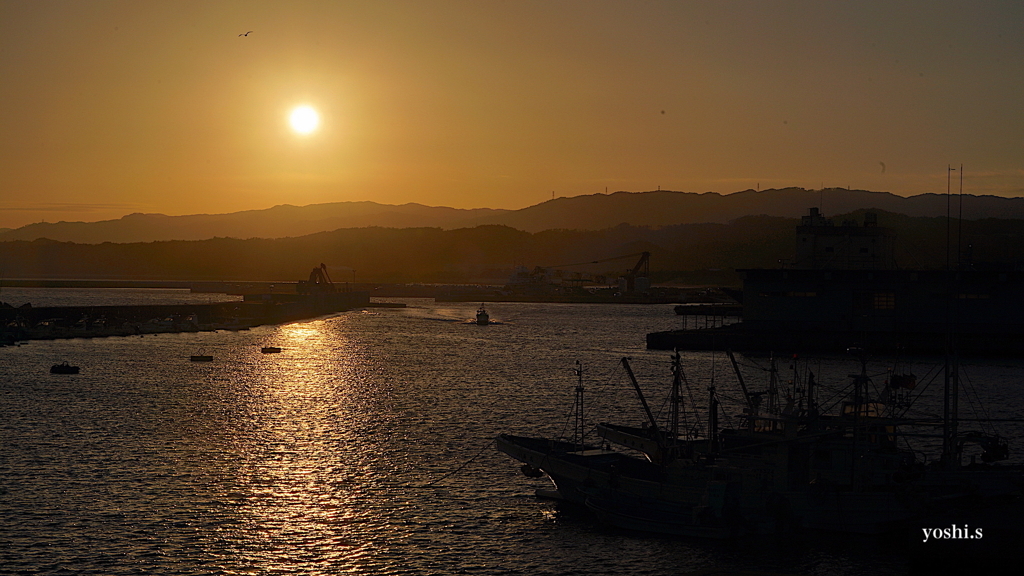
<box><xmin>4</xmin><ymin>291</ymin><xmax>1023</xmax><ymax>574</ymax></box>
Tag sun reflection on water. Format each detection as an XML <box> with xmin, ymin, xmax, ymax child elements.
<box><xmin>219</xmin><ymin>318</ymin><xmax>398</xmax><ymax>574</ymax></box>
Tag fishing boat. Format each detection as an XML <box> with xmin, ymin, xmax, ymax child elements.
<box><xmin>50</xmin><ymin>361</ymin><xmax>80</xmax><ymax>374</ymax></box>
<box><xmin>261</xmin><ymin>346</ymin><xmax>282</xmax><ymax>354</ymax></box>
<box><xmin>497</xmin><ymin>356</ymin><xmax>775</xmax><ymax>537</ymax></box>
<box><xmin>190</xmin><ymin>352</ymin><xmax>213</xmax><ymax>362</ymax></box>
<box><xmin>497</xmin><ymin>352</ymin><xmax>1024</xmax><ymax>537</ymax></box>
<box><xmin>476</xmin><ymin>304</ymin><xmax>489</xmax><ymax>325</ymax></box>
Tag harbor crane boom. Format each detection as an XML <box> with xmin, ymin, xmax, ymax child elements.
<box><xmin>297</xmin><ymin>263</ymin><xmax>336</xmax><ymax>294</ymax></box>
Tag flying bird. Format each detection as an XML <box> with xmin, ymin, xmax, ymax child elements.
<box><xmin>879</xmin><ymin>161</ymin><xmax>886</xmax><ymax>174</ymax></box>
<box><xmin>239</xmin><ymin>31</ymin><xmax>253</xmax><ymax>37</ymax></box>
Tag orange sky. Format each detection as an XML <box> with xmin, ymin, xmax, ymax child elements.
<box><xmin>2</xmin><ymin>0</ymin><xmax>1022</xmax><ymax>229</ymax></box>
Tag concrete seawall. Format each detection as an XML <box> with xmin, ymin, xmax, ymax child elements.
<box><xmin>1</xmin><ymin>291</ymin><xmax>369</xmax><ymax>344</ymax></box>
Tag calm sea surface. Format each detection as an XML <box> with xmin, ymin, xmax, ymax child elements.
<box><xmin>3</xmin><ymin>290</ymin><xmax>1024</xmax><ymax>575</ymax></box>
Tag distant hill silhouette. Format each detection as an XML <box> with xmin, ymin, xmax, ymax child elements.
<box><xmin>467</xmin><ymin>188</ymin><xmax>1024</xmax><ymax>232</ymax></box>
<box><xmin>0</xmin><ymin>202</ymin><xmax>508</xmax><ymax>244</ymax></box>
<box><xmin>2</xmin><ymin>211</ymin><xmax>1024</xmax><ymax>284</ymax></box>
<box><xmin>4</xmin><ymin>188</ymin><xmax>1024</xmax><ymax>243</ymax></box>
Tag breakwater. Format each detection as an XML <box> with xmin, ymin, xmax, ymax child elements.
<box><xmin>1</xmin><ymin>291</ymin><xmax>369</xmax><ymax>344</ymax></box>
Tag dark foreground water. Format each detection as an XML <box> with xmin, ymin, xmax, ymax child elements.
<box><xmin>3</xmin><ymin>295</ymin><xmax>1023</xmax><ymax>575</ymax></box>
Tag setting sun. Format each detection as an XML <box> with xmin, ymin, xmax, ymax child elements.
<box><xmin>289</xmin><ymin>106</ymin><xmax>320</xmax><ymax>135</ymax></box>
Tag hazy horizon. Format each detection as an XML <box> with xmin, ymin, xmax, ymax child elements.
<box><xmin>3</xmin><ymin>1</ymin><xmax>1023</xmax><ymax>229</ymax></box>
<box><xmin>0</xmin><ymin>186</ymin><xmax>963</xmax><ymax>229</ymax></box>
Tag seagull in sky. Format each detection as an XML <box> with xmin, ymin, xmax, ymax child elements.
<box><xmin>239</xmin><ymin>31</ymin><xmax>253</xmax><ymax>37</ymax></box>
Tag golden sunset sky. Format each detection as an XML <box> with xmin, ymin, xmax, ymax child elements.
<box><xmin>1</xmin><ymin>0</ymin><xmax>1022</xmax><ymax>229</ymax></box>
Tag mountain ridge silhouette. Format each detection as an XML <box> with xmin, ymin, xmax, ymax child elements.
<box><xmin>4</xmin><ymin>188</ymin><xmax>1024</xmax><ymax>244</ymax></box>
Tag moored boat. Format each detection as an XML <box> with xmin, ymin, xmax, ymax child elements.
<box><xmin>496</xmin><ymin>431</ymin><xmax>762</xmax><ymax>538</ymax></box>
<box><xmin>50</xmin><ymin>361</ymin><xmax>80</xmax><ymax>374</ymax></box>
<box><xmin>497</xmin><ymin>354</ymin><xmax>778</xmax><ymax>538</ymax></box>
<box><xmin>497</xmin><ymin>352</ymin><xmax>1023</xmax><ymax>537</ymax></box>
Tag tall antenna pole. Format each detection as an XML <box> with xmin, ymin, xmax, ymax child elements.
<box><xmin>942</xmin><ymin>166</ymin><xmax>952</xmax><ymax>465</ymax></box>
<box><xmin>958</xmin><ymin>164</ymin><xmax>964</xmax><ymax>269</ymax></box>
<box><xmin>946</xmin><ymin>166</ymin><xmax>952</xmax><ymax>271</ymax></box>
<box><xmin>941</xmin><ymin>164</ymin><xmax>961</xmax><ymax>468</ymax></box>
<box><xmin>952</xmin><ymin>165</ymin><xmax>963</xmax><ymax>465</ymax></box>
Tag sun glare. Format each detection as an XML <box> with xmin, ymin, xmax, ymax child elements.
<box><xmin>289</xmin><ymin>106</ymin><xmax>320</xmax><ymax>135</ymax></box>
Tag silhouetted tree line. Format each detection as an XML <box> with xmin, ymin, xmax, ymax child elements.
<box><xmin>1</xmin><ymin>211</ymin><xmax>1022</xmax><ymax>283</ymax></box>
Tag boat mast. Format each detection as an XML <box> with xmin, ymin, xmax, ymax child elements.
<box><xmin>708</xmin><ymin>385</ymin><xmax>719</xmax><ymax>457</ymax></box>
<box><xmin>850</xmin><ymin>348</ymin><xmax>869</xmax><ymax>490</ymax></box>
<box><xmin>574</xmin><ymin>360</ymin><xmax>584</xmax><ymax>451</ymax></box>
<box><xmin>806</xmin><ymin>370</ymin><xmax>817</xmax><ymax>420</ymax></box>
<box><xmin>670</xmin><ymin>351</ymin><xmax>682</xmax><ymax>446</ymax></box>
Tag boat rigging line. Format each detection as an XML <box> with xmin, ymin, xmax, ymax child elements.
<box><xmin>420</xmin><ymin>439</ymin><xmax>496</xmax><ymax>488</ymax></box>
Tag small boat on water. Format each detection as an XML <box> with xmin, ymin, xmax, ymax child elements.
<box><xmin>190</xmin><ymin>353</ymin><xmax>213</xmax><ymax>362</ymax></box>
<box><xmin>50</xmin><ymin>361</ymin><xmax>80</xmax><ymax>374</ymax></box>
<box><xmin>261</xmin><ymin>346</ymin><xmax>282</xmax><ymax>354</ymax></box>
<box><xmin>476</xmin><ymin>304</ymin><xmax>489</xmax><ymax>325</ymax></box>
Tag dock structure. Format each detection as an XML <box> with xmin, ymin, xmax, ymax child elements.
<box><xmin>646</xmin><ymin>322</ymin><xmax>1024</xmax><ymax>356</ymax></box>
<box><xmin>649</xmin><ymin>209</ymin><xmax>1024</xmax><ymax>356</ymax></box>
<box><xmin>672</xmin><ymin>303</ymin><xmax>742</xmax><ymax>331</ymax></box>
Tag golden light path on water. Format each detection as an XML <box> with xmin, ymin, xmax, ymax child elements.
<box><xmin>218</xmin><ymin>318</ymin><xmax>399</xmax><ymax>574</ymax></box>
<box><xmin>6</xmin><ymin>297</ymin><xmax>1023</xmax><ymax>574</ymax></box>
